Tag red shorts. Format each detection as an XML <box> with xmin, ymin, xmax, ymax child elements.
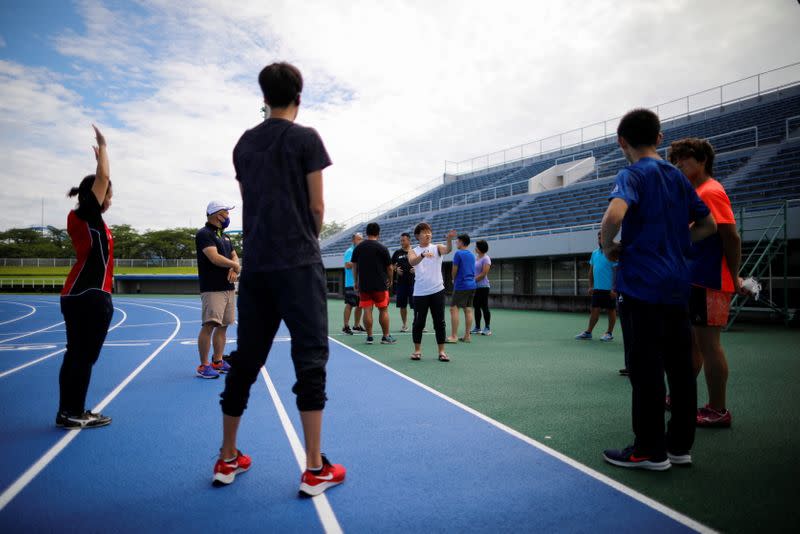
<box><xmin>359</xmin><ymin>290</ymin><xmax>390</xmax><ymax>309</ymax></box>
<box><xmin>690</xmin><ymin>286</ymin><xmax>732</xmax><ymax>327</ymax></box>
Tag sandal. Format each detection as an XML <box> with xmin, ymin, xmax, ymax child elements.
<box><xmin>411</xmin><ymin>352</ymin><xmax>422</xmax><ymax>361</ymax></box>
<box><xmin>444</xmin><ymin>338</ymin><xmax>458</xmax><ymax>344</ymax></box>
<box><xmin>458</xmin><ymin>337</ymin><xmax>471</xmax><ymax>343</ymax></box>
<box><xmin>438</xmin><ymin>353</ymin><xmax>450</xmax><ymax>362</ymax></box>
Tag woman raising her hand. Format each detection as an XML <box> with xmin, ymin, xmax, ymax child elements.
<box><xmin>57</xmin><ymin>125</ymin><xmax>114</xmax><ymax>429</ymax></box>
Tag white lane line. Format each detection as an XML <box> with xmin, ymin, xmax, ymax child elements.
<box><xmin>328</xmin><ymin>337</ymin><xmax>714</xmax><ymax>534</ymax></box>
<box><xmin>0</xmin><ymin>307</ymin><xmax>128</xmax><ymax>380</ymax></box>
<box><xmin>0</xmin><ymin>320</ymin><xmax>64</xmax><ymax>345</ymax></box>
<box><xmin>259</xmin><ymin>368</ymin><xmax>343</xmax><ymax>534</ymax></box>
<box><xmin>0</xmin><ymin>303</ymin><xmax>180</xmax><ymax>511</ymax></box>
<box><xmin>0</xmin><ymin>302</ymin><xmax>37</xmax><ymax>327</ymax></box>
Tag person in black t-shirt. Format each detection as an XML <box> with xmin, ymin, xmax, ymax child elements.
<box><xmin>351</xmin><ymin>222</ymin><xmax>396</xmax><ymax>345</ymax></box>
<box><xmin>215</xmin><ymin>62</ymin><xmax>345</xmax><ymax>494</ymax></box>
<box><xmin>195</xmin><ymin>200</ymin><xmax>240</xmax><ymax>380</ymax></box>
<box><xmin>391</xmin><ymin>232</ymin><xmax>415</xmax><ymax>332</ymax></box>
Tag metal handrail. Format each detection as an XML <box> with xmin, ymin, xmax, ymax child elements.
<box><xmin>446</xmin><ymin>62</ymin><xmax>800</xmax><ymax>175</ymax></box>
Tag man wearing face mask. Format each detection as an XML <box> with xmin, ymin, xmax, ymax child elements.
<box><xmin>195</xmin><ymin>201</ymin><xmax>240</xmax><ymax>379</ymax></box>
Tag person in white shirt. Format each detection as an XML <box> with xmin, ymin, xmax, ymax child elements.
<box><xmin>407</xmin><ymin>223</ymin><xmax>456</xmax><ymax>362</ymax></box>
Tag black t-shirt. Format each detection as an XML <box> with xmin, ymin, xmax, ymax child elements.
<box><xmin>233</xmin><ymin>118</ymin><xmax>332</xmax><ymax>272</ymax></box>
<box><xmin>351</xmin><ymin>239</ymin><xmax>391</xmax><ymax>292</ymax></box>
<box><xmin>196</xmin><ymin>224</ymin><xmax>236</xmax><ymax>292</ymax></box>
<box><xmin>391</xmin><ymin>248</ymin><xmax>414</xmax><ymax>287</ymax></box>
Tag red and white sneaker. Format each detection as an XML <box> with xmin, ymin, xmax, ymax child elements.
<box><xmin>299</xmin><ymin>454</ymin><xmax>346</xmax><ymax>496</ymax></box>
<box><xmin>213</xmin><ymin>450</ymin><xmax>252</xmax><ymax>486</ymax></box>
<box><xmin>696</xmin><ymin>405</ymin><xmax>732</xmax><ymax>428</ymax></box>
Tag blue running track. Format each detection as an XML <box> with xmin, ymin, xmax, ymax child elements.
<box><xmin>0</xmin><ymin>296</ymin><xmax>711</xmax><ymax>533</ymax></box>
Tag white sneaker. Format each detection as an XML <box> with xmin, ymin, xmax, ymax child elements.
<box><xmin>601</xmin><ymin>332</ymin><xmax>614</xmax><ymax>342</ymax></box>
<box><xmin>400</xmin><ymin>325</ymin><xmax>409</xmax><ymax>332</ymax></box>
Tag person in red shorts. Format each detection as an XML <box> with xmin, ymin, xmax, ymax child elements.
<box><xmin>351</xmin><ymin>222</ymin><xmax>396</xmax><ymax>345</ymax></box>
<box><xmin>670</xmin><ymin>137</ymin><xmax>748</xmax><ymax>428</ymax></box>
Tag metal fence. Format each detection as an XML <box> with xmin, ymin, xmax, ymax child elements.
<box><xmin>1</xmin><ymin>258</ymin><xmax>199</xmax><ymax>268</ymax></box>
<box><xmin>445</xmin><ymin>62</ymin><xmax>800</xmax><ymax>175</ymax></box>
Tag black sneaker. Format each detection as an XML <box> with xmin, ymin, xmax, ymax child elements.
<box><xmin>221</xmin><ymin>353</ymin><xmax>232</xmax><ymax>362</ymax></box>
<box><xmin>353</xmin><ymin>325</ymin><xmax>365</xmax><ymax>332</ymax></box>
<box><xmin>619</xmin><ymin>368</ymin><xmax>630</xmax><ymax>376</ymax></box>
<box><xmin>603</xmin><ymin>445</ymin><xmax>670</xmax><ymax>471</ymax></box>
<box><xmin>56</xmin><ymin>410</ymin><xmax>112</xmax><ymax>429</ymax></box>
<box><xmin>365</xmin><ymin>336</ymin><xmax>374</xmax><ymax>345</ymax></box>
<box><xmin>342</xmin><ymin>326</ymin><xmax>354</xmax><ymax>335</ymax></box>
<box><xmin>381</xmin><ymin>335</ymin><xmax>397</xmax><ymax>344</ymax></box>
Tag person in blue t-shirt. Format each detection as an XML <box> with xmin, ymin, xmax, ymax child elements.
<box><xmin>575</xmin><ymin>232</ymin><xmax>618</xmax><ymax>342</ymax></box>
<box><xmin>447</xmin><ymin>234</ymin><xmax>477</xmax><ymax>343</ymax></box>
<box><xmin>600</xmin><ymin>108</ymin><xmax>716</xmax><ymax>473</ymax></box>
<box><xmin>342</xmin><ymin>232</ymin><xmax>364</xmax><ymax>335</ymax></box>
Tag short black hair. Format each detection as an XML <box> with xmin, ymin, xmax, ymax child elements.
<box><xmin>366</xmin><ymin>222</ymin><xmax>380</xmax><ymax>237</ymax></box>
<box><xmin>457</xmin><ymin>234</ymin><xmax>470</xmax><ymax>246</ymax></box>
<box><xmin>668</xmin><ymin>137</ymin><xmax>716</xmax><ymax>176</ymax></box>
<box><xmin>475</xmin><ymin>240</ymin><xmax>488</xmax><ymax>253</ymax></box>
<box><xmin>617</xmin><ymin>108</ymin><xmax>661</xmax><ymax>149</ymax></box>
<box><xmin>414</xmin><ymin>222</ymin><xmax>431</xmax><ymax>236</ymax></box>
<box><xmin>258</xmin><ymin>62</ymin><xmax>303</xmax><ymax>108</ymax></box>
<box><xmin>401</xmin><ymin>232</ymin><xmax>411</xmax><ymax>239</ymax></box>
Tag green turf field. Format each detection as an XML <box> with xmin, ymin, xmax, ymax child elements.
<box><xmin>327</xmin><ymin>302</ymin><xmax>800</xmax><ymax>533</ymax></box>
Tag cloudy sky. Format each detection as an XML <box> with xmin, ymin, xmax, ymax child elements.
<box><xmin>0</xmin><ymin>0</ymin><xmax>798</xmax><ymax>232</ymax></box>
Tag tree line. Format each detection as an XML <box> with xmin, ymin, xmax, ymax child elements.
<box><xmin>0</xmin><ymin>221</ymin><xmax>346</xmax><ymax>259</ymax></box>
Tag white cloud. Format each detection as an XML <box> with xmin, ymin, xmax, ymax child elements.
<box><xmin>1</xmin><ymin>0</ymin><xmax>799</xmax><ymax>232</ymax></box>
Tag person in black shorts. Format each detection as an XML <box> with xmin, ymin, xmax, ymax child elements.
<box><xmin>214</xmin><ymin>62</ymin><xmax>345</xmax><ymax>495</ymax></box>
<box><xmin>575</xmin><ymin>232</ymin><xmax>618</xmax><ymax>343</ymax></box>
<box><xmin>57</xmin><ymin>125</ymin><xmax>114</xmax><ymax>429</ymax></box>
<box><xmin>392</xmin><ymin>232</ymin><xmax>415</xmax><ymax>333</ymax></box>
<box><xmin>342</xmin><ymin>232</ymin><xmax>364</xmax><ymax>334</ymax></box>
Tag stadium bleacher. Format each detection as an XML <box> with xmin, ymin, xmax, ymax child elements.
<box><xmin>321</xmin><ymin>88</ymin><xmax>800</xmax><ymax>256</ymax></box>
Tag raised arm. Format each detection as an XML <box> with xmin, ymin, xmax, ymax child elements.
<box><xmin>91</xmin><ymin>125</ymin><xmax>110</xmax><ymax>205</ymax></box>
<box><xmin>307</xmin><ymin>170</ymin><xmax>325</xmax><ymax>236</ymax></box>
<box><xmin>438</xmin><ymin>229</ymin><xmax>457</xmax><ymax>256</ymax></box>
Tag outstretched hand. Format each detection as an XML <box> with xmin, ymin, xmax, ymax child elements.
<box><xmin>447</xmin><ymin>229</ymin><xmax>457</xmax><ymax>239</ymax></box>
<box><xmin>92</xmin><ymin>124</ymin><xmax>106</xmax><ymax>161</ymax></box>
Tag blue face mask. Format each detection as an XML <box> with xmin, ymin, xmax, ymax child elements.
<box><xmin>220</xmin><ymin>217</ymin><xmax>231</xmax><ymax>229</ymax></box>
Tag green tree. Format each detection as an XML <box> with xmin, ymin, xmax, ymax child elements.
<box><xmin>141</xmin><ymin>227</ymin><xmax>197</xmax><ymax>259</ymax></box>
<box><xmin>320</xmin><ymin>220</ymin><xmax>346</xmax><ymax>240</ymax></box>
<box><xmin>110</xmin><ymin>224</ymin><xmax>144</xmax><ymax>258</ymax></box>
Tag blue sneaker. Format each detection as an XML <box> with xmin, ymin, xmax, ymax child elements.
<box><xmin>212</xmin><ymin>359</ymin><xmax>231</xmax><ymax>373</ymax></box>
<box><xmin>470</xmin><ymin>327</ymin><xmax>481</xmax><ymax>335</ymax></box>
<box><xmin>365</xmin><ymin>336</ymin><xmax>374</xmax><ymax>345</ymax></box>
<box><xmin>600</xmin><ymin>332</ymin><xmax>614</xmax><ymax>342</ymax></box>
<box><xmin>603</xmin><ymin>445</ymin><xmax>670</xmax><ymax>471</ymax></box>
<box><xmin>482</xmin><ymin>327</ymin><xmax>492</xmax><ymax>336</ymax></box>
<box><xmin>381</xmin><ymin>335</ymin><xmax>397</xmax><ymax>344</ymax></box>
<box><xmin>196</xmin><ymin>364</ymin><xmax>220</xmax><ymax>379</ymax></box>
<box><xmin>575</xmin><ymin>331</ymin><xmax>592</xmax><ymax>340</ymax></box>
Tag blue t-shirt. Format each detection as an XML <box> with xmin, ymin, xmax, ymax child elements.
<box><xmin>590</xmin><ymin>248</ymin><xmax>617</xmax><ymax>290</ymax></box>
<box><xmin>609</xmin><ymin>157</ymin><xmax>710</xmax><ymax>305</ymax></box>
<box><xmin>453</xmin><ymin>249</ymin><xmax>477</xmax><ymax>291</ymax></box>
<box><xmin>343</xmin><ymin>245</ymin><xmax>354</xmax><ymax>288</ymax></box>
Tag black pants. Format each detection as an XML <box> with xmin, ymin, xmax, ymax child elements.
<box><xmin>473</xmin><ymin>287</ymin><xmax>491</xmax><ymax>328</ymax></box>
<box><xmin>412</xmin><ymin>290</ymin><xmax>446</xmax><ymax>345</ymax></box>
<box><xmin>59</xmin><ymin>291</ymin><xmax>113</xmax><ymax>414</ymax></box>
<box><xmin>619</xmin><ymin>293</ymin><xmax>696</xmax><ymax>455</ymax></box>
<box><xmin>220</xmin><ymin>263</ymin><xmax>329</xmax><ymax>416</ymax></box>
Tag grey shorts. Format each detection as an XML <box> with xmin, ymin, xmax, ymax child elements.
<box><xmin>451</xmin><ymin>289</ymin><xmax>475</xmax><ymax>308</ymax></box>
<box><xmin>201</xmin><ymin>290</ymin><xmax>236</xmax><ymax>326</ymax></box>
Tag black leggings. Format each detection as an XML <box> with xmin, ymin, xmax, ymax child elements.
<box><xmin>473</xmin><ymin>287</ymin><xmax>491</xmax><ymax>328</ymax></box>
<box><xmin>412</xmin><ymin>290</ymin><xmax>447</xmax><ymax>345</ymax></box>
<box><xmin>220</xmin><ymin>264</ymin><xmax>329</xmax><ymax>416</ymax></box>
<box><xmin>59</xmin><ymin>291</ymin><xmax>114</xmax><ymax>415</ymax></box>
